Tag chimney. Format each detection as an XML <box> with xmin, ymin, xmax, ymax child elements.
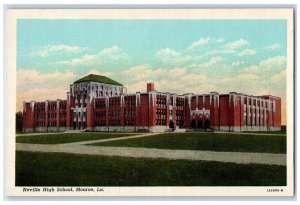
<box><xmin>147</xmin><ymin>82</ymin><xmax>155</xmax><ymax>93</ymax></box>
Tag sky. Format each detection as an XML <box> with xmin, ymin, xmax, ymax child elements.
<box><xmin>17</xmin><ymin>19</ymin><xmax>287</xmax><ymax>124</ymax></box>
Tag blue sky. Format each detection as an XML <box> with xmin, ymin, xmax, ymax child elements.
<box><xmin>18</xmin><ymin>19</ymin><xmax>286</xmax><ymax>71</ymax></box>
<box><xmin>17</xmin><ymin>19</ymin><xmax>287</xmax><ymax>123</ymax></box>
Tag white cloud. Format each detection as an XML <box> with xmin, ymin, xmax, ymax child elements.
<box><xmin>17</xmin><ymin>86</ymin><xmax>67</xmax><ymax>110</ymax></box>
<box><xmin>204</xmin><ymin>48</ymin><xmax>236</xmax><ymax>57</ymax></box>
<box><xmin>29</xmin><ymin>44</ymin><xmax>86</xmax><ymax>57</ymax></box>
<box><xmin>17</xmin><ymin>69</ymin><xmax>77</xmax><ymax>87</ymax></box>
<box><xmin>263</xmin><ymin>44</ymin><xmax>280</xmax><ymax>51</ymax></box>
<box><xmin>229</xmin><ymin>56</ymin><xmax>287</xmax><ymax>98</ymax></box>
<box><xmin>16</xmin><ymin>69</ymin><xmax>116</xmax><ymax>111</ymax></box>
<box><xmin>240</xmin><ymin>65</ymin><xmax>259</xmax><ymax>73</ymax></box>
<box><xmin>57</xmin><ymin>45</ymin><xmax>129</xmax><ymax>66</ymax></box>
<box><xmin>84</xmin><ymin>69</ymin><xmax>112</xmax><ymax>77</ymax></box>
<box><xmin>231</xmin><ymin>61</ymin><xmax>244</xmax><ymax>66</ymax></box>
<box><xmin>17</xmin><ymin>69</ymin><xmax>76</xmax><ymax>111</ymax></box>
<box><xmin>59</xmin><ymin>54</ymin><xmax>94</xmax><ymax>65</ymax></box>
<box><xmin>156</xmin><ymin>48</ymin><xmax>180</xmax><ymax>57</ymax></box>
<box><xmin>238</xmin><ymin>48</ymin><xmax>256</xmax><ymax>57</ymax></box>
<box><xmin>121</xmin><ymin>64</ymin><xmax>216</xmax><ymax>95</ymax></box>
<box><xmin>124</xmin><ymin>65</ymin><xmax>187</xmax><ymax>81</ymax></box>
<box><xmin>270</xmin><ymin>69</ymin><xmax>286</xmax><ymax>83</ymax></box>
<box><xmin>155</xmin><ymin>48</ymin><xmax>192</xmax><ymax>65</ymax></box>
<box><xmin>223</xmin><ymin>38</ymin><xmax>249</xmax><ymax>50</ymax></box>
<box><xmin>187</xmin><ymin>38</ymin><xmax>210</xmax><ymax>50</ymax></box>
<box><xmin>240</xmin><ymin>56</ymin><xmax>286</xmax><ymax>74</ymax></box>
<box><xmin>259</xmin><ymin>56</ymin><xmax>286</xmax><ymax>71</ymax></box>
<box><xmin>202</xmin><ymin>38</ymin><xmax>248</xmax><ymax>58</ymax></box>
<box><xmin>187</xmin><ymin>38</ymin><xmax>224</xmax><ymax>51</ymax></box>
<box><xmin>200</xmin><ymin>57</ymin><xmax>226</xmax><ymax>67</ymax></box>
<box><xmin>235</xmin><ymin>73</ymin><xmax>258</xmax><ymax>80</ymax></box>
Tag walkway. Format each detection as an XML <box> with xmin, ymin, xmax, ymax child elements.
<box><xmin>16</xmin><ymin>132</ymin><xmax>139</xmax><ymax>137</ymax></box>
<box><xmin>17</xmin><ymin>131</ymin><xmax>286</xmax><ymax>137</ymax></box>
<box><xmin>16</xmin><ymin>143</ymin><xmax>286</xmax><ymax>166</ymax></box>
<box><xmin>64</xmin><ymin>133</ymin><xmax>159</xmax><ymax>145</ymax></box>
<box><xmin>215</xmin><ymin>131</ymin><xmax>286</xmax><ymax>136</ymax></box>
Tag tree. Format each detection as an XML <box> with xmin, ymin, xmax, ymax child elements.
<box><xmin>16</xmin><ymin>112</ymin><xmax>23</xmax><ymax>132</ymax></box>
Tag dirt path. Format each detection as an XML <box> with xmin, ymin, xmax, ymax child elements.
<box><xmin>64</xmin><ymin>133</ymin><xmax>160</xmax><ymax>145</ymax></box>
<box><xmin>214</xmin><ymin>131</ymin><xmax>286</xmax><ymax>136</ymax></box>
<box><xmin>16</xmin><ymin>143</ymin><xmax>286</xmax><ymax>166</ymax></box>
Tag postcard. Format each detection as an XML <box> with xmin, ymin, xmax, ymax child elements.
<box><xmin>6</xmin><ymin>8</ymin><xmax>294</xmax><ymax>196</ymax></box>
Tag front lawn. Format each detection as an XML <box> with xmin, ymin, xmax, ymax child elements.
<box><xmin>16</xmin><ymin>151</ymin><xmax>286</xmax><ymax>186</ymax></box>
<box><xmin>91</xmin><ymin>132</ymin><xmax>286</xmax><ymax>154</ymax></box>
<box><xmin>16</xmin><ymin>133</ymin><xmax>137</xmax><ymax>144</ymax></box>
<box><xmin>242</xmin><ymin>130</ymin><xmax>287</xmax><ymax>135</ymax></box>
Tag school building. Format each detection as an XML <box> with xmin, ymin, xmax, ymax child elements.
<box><xmin>22</xmin><ymin>74</ymin><xmax>281</xmax><ymax>132</ymax></box>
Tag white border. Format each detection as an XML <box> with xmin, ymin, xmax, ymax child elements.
<box><xmin>5</xmin><ymin>8</ymin><xmax>294</xmax><ymax>197</ymax></box>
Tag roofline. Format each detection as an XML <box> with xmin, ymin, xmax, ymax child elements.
<box><xmin>74</xmin><ymin>74</ymin><xmax>123</xmax><ymax>86</ymax></box>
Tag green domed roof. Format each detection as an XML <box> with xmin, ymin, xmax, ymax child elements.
<box><xmin>74</xmin><ymin>74</ymin><xmax>123</xmax><ymax>86</ymax></box>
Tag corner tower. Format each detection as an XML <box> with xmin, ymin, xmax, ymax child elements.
<box><xmin>68</xmin><ymin>74</ymin><xmax>124</xmax><ymax>130</ymax></box>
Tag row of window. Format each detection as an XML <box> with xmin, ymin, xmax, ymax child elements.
<box><xmin>35</xmin><ymin>105</ymin><xmax>67</xmax><ymax>111</ymax></box>
<box><xmin>94</xmin><ymin>120</ymin><xmax>136</xmax><ymax>126</ymax></box>
<box><xmin>156</xmin><ymin>119</ymin><xmax>167</xmax><ymax>125</ymax></box>
<box><xmin>76</xmin><ymin>102</ymin><xmax>87</xmax><ymax>107</ymax></box>
<box><xmin>48</xmin><ymin>113</ymin><xmax>57</xmax><ymax>119</ymax></box>
<box><xmin>125</xmin><ymin>100</ymin><xmax>135</xmax><ymax>106</ymax></box>
<box><xmin>176</xmin><ymin>110</ymin><xmax>184</xmax><ymax>116</ymax></box>
<box><xmin>176</xmin><ymin>120</ymin><xmax>184</xmax><ymax>127</ymax></box>
<box><xmin>73</xmin><ymin>121</ymin><xmax>87</xmax><ymax>129</ymax></box>
<box><xmin>95</xmin><ymin>110</ymin><xmax>137</xmax><ymax>118</ymax></box>
<box><xmin>36</xmin><ymin>105</ymin><xmax>45</xmax><ymax>111</ymax></box>
<box><xmin>156</xmin><ymin>98</ymin><xmax>184</xmax><ymax>106</ymax></box>
<box><xmin>109</xmin><ymin>111</ymin><xmax>121</xmax><ymax>117</ymax></box>
<box><xmin>175</xmin><ymin>101</ymin><xmax>184</xmax><ymax>106</ymax></box>
<box><xmin>95</xmin><ymin>100</ymin><xmax>136</xmax><ymax>108</ymax></box>
<box><xmin>244</xmin><ymin>111</ymin><xmax>269</xmax><ymax>126</ymax></box>
<box><xmin>95</xmin><ymin>101</ymin><xmax>106</xmax><ymax>108</ymax></box>
<box><xmin>109</xmin><ymin>101</ymin><xmax>121</xmax><ymax>107</ymax></box>
<box><xmin>95</xmin><ymin>111</ymin><xmax>106</xmax><ymax>118</ymax></box>
<box><xmin>36</xmin><ymin>112</ymin><xmax>67</xmax><ymax>119</ymax></box>
<box><xmin>125</xmin><ymin>120</ymin><xmax>135</xmax><ymax>126</ymax></box>
<box><xmin>109</xmin><ymin>120</ymin><xmax>121</xmax><ymax>126</ymax></box>
<box><xmin>59</xmin><ymin>104</ymin><xmax>67</xmax><ymax>110</ymax></box>
<box><xmin>35</xmin><ymin>113</ymin><xmax>45</xmax><ymax>119</ymax></box>
<box><xmin>89</xmin><ymin>84</ymin><xmax>120</xmax><ymax>92</ymax></box>
<box><xmin>48</xmin><ymin>104</ymin><xmax>57</xmax><ymax>111</ymax></box>
<box><xmin>243</xmin><ymin>103</ymin><xmax>275</xmax><ymax>111</ymax></box>
<box><xmin>95</xmin><ymin>120</ymin><xmax>106</xmax><ymax>126</ymax></box>
<box><xmin>60</xmin><ymin>113</ymin><xmax>67</xmax><ymax>118</ymax></box>
<box><xmin>156</xmin><ymin>109</ymin><xmax>166</xmax><ymax>115</ymax></box>
<box><xmin>125</xmin><ymin>110</ymin><xmax>136</xmax><ymax>116</ymax></box>
<box><xmin>156</xmin><ymin>98</ymin><xmax>167</xmax><ymax>105</ymax></box>
<box><xmin>35</xmin><ymin>120</ymin><xmax>67</xmax><ymax>127</ymax></box>
<box><xmin>73</xmin><ymin>112</ymin><xmax>86</xmax><ymax>121</ymax></box>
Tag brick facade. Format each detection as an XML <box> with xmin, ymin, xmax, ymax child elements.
<box><xmin>22</xmin><ymin>75</ymin><xmax>281</xmax><ymax>132</ymax></box>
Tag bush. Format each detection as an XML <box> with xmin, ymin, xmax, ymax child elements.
<box><xmin>16</xmin><ymin>112</ymin><xmax>23</xmax><ymax>132</ymax></box>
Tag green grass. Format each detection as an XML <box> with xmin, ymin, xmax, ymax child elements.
<box><xmin>16</xmin><ymin>133</ymin><xmax>137</xmax><ymax>144</ymax></box>
<box><xmin>16</xmin><ymin>131</ymin><xmax>58</xmax><ymax>135</ymax></box>
<box><xmin>242</xmin><ymin>130</ymin><xmax>287</xmax><ymax>135</ymax></box>
<box><xmin>16</xmin><ymin>151</ymin><xmax>286</xmax><ymax>186</ymax></box>
<box><xmin>91</xmin><ymin>133</ymin><xmax>286</xmax><ymax>154</ymax></box>
<box><xmin>242</xmin><ymin>126</ymin><xmax>287</xmax><ymax>135</ymax></box>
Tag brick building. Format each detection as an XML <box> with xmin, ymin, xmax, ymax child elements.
<box><xmin>22</xmin><ymin>74</ymin><xmax>281</xmax><ymax>132</ymax></box>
